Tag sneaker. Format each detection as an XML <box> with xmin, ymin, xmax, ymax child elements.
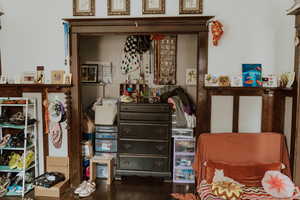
<box><xmin>8</xmin><ymin>153</ymin><xmax>21</xmax><ymax>169</ymax></box>
<box><xmin>0</xmin><ymin>134</ymin><xmax>11</xmax><ymax>148</ymax></box>
<box><xmin>16</xmin><ymin>151</ymin><xmax>34</xmax><ymax>170</ymax></box>
<box><xmin>78</xmin><ymin>181</ymin><xmax>96</xmax><ymax>198</ymax></box>
<box><xmin>74</xmin><ymin>180</ymin><xmax>87</xmax><ymax>194</ymax></box>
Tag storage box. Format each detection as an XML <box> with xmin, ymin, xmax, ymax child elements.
<box><xmin>35</xmin><ymin>157</ymin><xmax>70</xmax><ymax>198</ymax></box>
<box><xmin>95</xmin><ymin>139</ymin><xmax>117</xmax><ymax>153</ymax></box>
<box><xmin>95</xmin><ymin>104</ymin><xmax>117</xmax><ymax>125</ymax></box>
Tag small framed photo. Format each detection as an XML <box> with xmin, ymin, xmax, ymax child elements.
<box><xmin>108</xmin><ymin>0</ymin><xmax>130</xmax><ymax>16</ymax></box>
<box><xmin>0</xmin><ymin>75</ymin><xmax>8</xmax><ymax>84</ymax></box>
<box><xmin>143</xmin><ymin>0</ymin><xmax>165</xmax><ymax>14</ymax></box>
<box><xmin>64</xmin><ymin>73</ymin><xmax>72</xmax><ymax>85</ymax></box>
<box><xmin>179</xmin><ymin>0</ymin><xmax>202</xmax><ymax>14</ymax></box>
<box><xmin>73</xmin><ymin>0</ymin><xmax>95</xmax><ymax>16</ymax></box>
<box><xmin>186</xmin><ymin>68</ymin><xmax>197</xmax><ymax>85</ymax></box>
<box><xmin>51</xmin><ymin>70</ymin><xmax>65</xmax><ymax>84</ymax></box>
<box><xmin>22</xmin><ymin>71</ymin><xmax>36</xmax><ymax>84</ymax></box>
<box><xmin>81</xmin><ymin>64</ymin><xmax>98</xmax><ymax>83</ymax></box>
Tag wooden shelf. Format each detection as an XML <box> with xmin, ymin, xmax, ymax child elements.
<box><xmin>0</xmin><ymin>84</ymin><xmax>72</xmax><ymax>88</ymax></box>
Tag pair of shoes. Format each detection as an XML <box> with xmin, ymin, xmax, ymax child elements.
<box><xmin>8</xmin><ymin>153</ymin><xmax>21</xmax><ymax>169</ymax></box>
<box><xmin>8</xmin><ymin>151</ymin><xmax>34</xmax><ymax>169</ymax></box>
<box><xmin>74</xmin><ymin>181</ymin><xmax>96</xmax><ymax>197</ymax></box>
<box><xmin>16</xmin><ymin>150</ymin><xmax>34</xmax><ymax>170</ymax></box>
<box><xmin>0</xmin><ymin>134</ymin><xmax>11</xmax><ymax>148</ymax></box>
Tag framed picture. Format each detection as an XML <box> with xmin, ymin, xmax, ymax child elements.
<box><xmin>64</xmin><ymin>73</ymin><xmax>72</xmax><ymax>85</ymax></box>
<box><xmin>108</xmin><ymin>0</ymin><xmax>130</xmax><ymax>16</ymax></box>
<box><xmin>186</xmin><ymin>69</ymin><xmax>197</xmax><ymax>85</ymax></box>
<box><xmin>0</xmin><ymin>75</ymin><xmax>8</xmax><ymax>84</ymax></box>
<box><xmin>73</xmin><ymin>0</ymin><xmax>95</xmax><ymax>16</ymax></box>
<box><xmin>179</xmin><ymin>0</ymin><xmax>202</xmax><ymax>14</ymax></box>
<box><xmin>81</xmin><ymin>64</ymin><xmax>98</xmax><ymax>83</ymax></box>
<box><xmin>51</xmin><ymin>70</ymin><xmax>65</xmax><ymax>84</ymax></box>
<box><xmin>22</xmin><ymin>71</ymin><xmax>35</xmax><ymax>84</ymax></box>
<box><xmin>143</xmin><ymin>0</ymin><xmax>165</xmax><ymax>14</ymax></box>
<box><xmin>154</xmin><ymin>35</ymin><xmax>177</xmax><ymax>85</ymax></box>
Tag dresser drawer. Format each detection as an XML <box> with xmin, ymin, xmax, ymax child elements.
<box><xmin>119</xmin><ymin>112</ymin><xmax>169</xmax><ymax>121</ymax></box>
<box><xmin>120</xmin><ymin>104</ymin><xmax>170</xmax><ymax>113</ymax></box>
<box><xmin>119</xmin><ymin>140</ymin><xmax>169</xmax><ymax>156</ymax></box>
<box><xmin>119</xmin><ymin>123</ymin><xmax>169</xmax><ymax>139</ymax></box>
<box><xmin>118</xmin><ymin>156</ymin><xmax>169</xmax><ymax>172</ymax></box>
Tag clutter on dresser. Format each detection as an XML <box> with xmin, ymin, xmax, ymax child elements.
<box><xmin>119</xmin><ymin>84</ymin><xmax>149</xmax><ymax>103</ymax></box>
<box><xmin>35</xmin><ymin>157</ymin><xmax>70</xmax><ymax>198</ymax></box>
<box><xmin>0</xmin><ymin>97</ymin><xmax>38</xmax><ymax>197</ymax></box>
<box><xmin>172</xmin><ymin>132</ymin><xmax>195</xmax><ymax>183</ymax></box>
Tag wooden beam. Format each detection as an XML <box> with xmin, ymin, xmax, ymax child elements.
<box><xmin>261</xmin><ymin>90</ymin><xmax>275</xmax><ymax>132</ymax></box>
<box><xmin>196</xmin><ymin>32</ymin><xmax>210</xmax><ymax>134</ymax></box>
<box><xmin>232</xmin><ymin>96</ymin><xmax>239</xmax><ymax>132</ymax></box>
<box><xmin>69</xmin><ymin>33</ymin><xmax>82</xmax><ymax>186</ymax></box>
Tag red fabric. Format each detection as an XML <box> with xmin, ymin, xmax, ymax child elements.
<box><xmin>193</xmin><ymin>133</ymin><xmax>292</xmax><ymax>187</ymax></box>
<box><xmin>205</xmin><ymin>161</ymin><xmax>282</xmax><ymax>186</ymax></box>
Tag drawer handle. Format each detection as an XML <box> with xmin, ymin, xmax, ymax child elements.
<box><xmin>123</xmin><ymin>160</ymin><xmax>130</xmax><ymax>165</ymax></box>
<box><xmin>122</xmin><ymin>127</ymin><xmax>131</xmax><ymax>134</ymax></box>
<box><xmin>155</xmin><ymin>145</ymin><xmax>165</xmax><ymax>152</ymax></box>
<box><xmin>154</xmin><ymin>161</ymin><xmax>164</xmax><ymax>168</ymax></box>
<box><xmin>123</xmin><ymin>144</ymin><xmax>132</xmax><ymax>149</ymax></box>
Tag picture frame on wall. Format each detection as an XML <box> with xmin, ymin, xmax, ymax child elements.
<box><xmin>179</xmin><ymin>0</ymin><xmax>202</xmax><ymax>14</ymax></box>
<box><xmin>143</xmin><ymin>0</ymin><xmax>165</xmax><ymax>14</ymax></box>
<box><xmin>73</xmin><ymin>0</ymin><xmax>95</xmax><ymax>16</ymax></box>
<box><xmin>51</xmin><ymin>70</ymin><xmax>65</xmax><ymax>84</ymax></box>
<box><xmin>81</xmin><ymin>64</ymin><xmax>98</xmax><ymax>83</ymax></box>
<box><xmin>108</xmin><ymin>0</ymin><xmax>130</xmax><ymax>16</ymax></box>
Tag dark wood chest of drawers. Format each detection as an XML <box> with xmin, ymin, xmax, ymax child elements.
<box><xmin>116</xmin><ymin>103</ymin><xmax>172</xmax><ymax>178</ymax></box>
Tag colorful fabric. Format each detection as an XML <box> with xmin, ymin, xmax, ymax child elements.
<box><xmin>262</xmin><ymin>170</ymin><xmax>298</xmax><ymax>199</ymax></box>
<box><xmin>197</xmin><ymin>180</ymin><xmax>274</xmax><ymax>200</ymax></box>
<box><xmin>212</xmin><ymin>182</ymin><xmax>243</xmax><ymax>200</ymax></box>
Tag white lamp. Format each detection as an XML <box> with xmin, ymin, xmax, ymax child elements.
<box><xmin>287</xmin><ymin>0</ymin><xmax>300</xmax><ymax>15</ymax></box>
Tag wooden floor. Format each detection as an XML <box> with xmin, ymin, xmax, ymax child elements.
<box><xmin>3</xmin><ymin>177</ymin><xmax>194</xmax><ymax>200</ymax></box>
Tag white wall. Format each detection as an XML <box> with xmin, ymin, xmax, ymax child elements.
<box><xmin>0</xmin><ymin>0</ymin><xmax>295</xmax><ymax>76</ymax></box>
<box><xmin>0</xmin><ymin>0</ymin><xmax>296</xmax><ymax>133</ymax></box>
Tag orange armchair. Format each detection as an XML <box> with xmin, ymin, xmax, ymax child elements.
<box><xmin>194</xmin><ymin>132</ymin><xmax>291</xmax><ymax>186</ymax></box>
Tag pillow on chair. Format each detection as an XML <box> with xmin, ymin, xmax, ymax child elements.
<box><xmin>205</xmin><ymin>161</ymin><xmax>282</xmax><ymax>187</ymax></box>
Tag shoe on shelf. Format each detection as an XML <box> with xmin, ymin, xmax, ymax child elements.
<box><xmin>16</xmin><ymin>151</ymin><xmax>34</xmax><ymax>170</ymax></box>
<box><xmin>8</xmin><ymin>153</ymin><xmax>21</xmax><ymax>169</ymax></box>
<box><xmin>78</xmin><ymin>181</ymin><xmax>96</xmax><ymax>198</ymax></box>
<box><xmin>74</xmin><ymin>180</ymin><xmax>87</xmax><ymax>194</ymax></box>
<box><xmin>0</xmin><ymin>134</ymin><xmax>11</xmax><ymax>148</ymax></box>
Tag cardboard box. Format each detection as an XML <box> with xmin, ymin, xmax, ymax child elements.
<box><xmin>35</xmin><ymin>156</ymin><xmax>70</xmax><ymax>198</ymax></box>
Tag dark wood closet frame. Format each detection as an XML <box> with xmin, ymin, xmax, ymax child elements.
<box><xmin>64</xmin><ymin>16</ymin><xmax>213</xmax><ymax>186</ymax></box>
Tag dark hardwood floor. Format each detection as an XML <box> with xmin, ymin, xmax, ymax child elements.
<box><xmin>3</xmin><ymin>177</ymin><xmax>194</xmax><ymax>200</ymax></box>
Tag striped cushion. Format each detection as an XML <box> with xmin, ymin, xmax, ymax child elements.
<box><xmin>197</xmin><ymin>180</ymin><xmax>273</xmax><ymax>200</ymax></box>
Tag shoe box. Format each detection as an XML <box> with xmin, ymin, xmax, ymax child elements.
<box><xmin>34</xmin><ymin>156</ymin><xmax>70</xmax><ymax>198</ymax></box>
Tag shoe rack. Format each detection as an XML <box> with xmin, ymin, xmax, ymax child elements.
<box><xmin>0</xmin><ymin>97</ymin><xmax>38</xmax><ymax>197</ymax></box>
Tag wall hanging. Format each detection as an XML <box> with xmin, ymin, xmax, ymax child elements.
<box><xmin>210</xmin><ymin>20</ymin><xmax>224</xmax><ymax>46</ymax></box>
<box><xmin>179</xmin><ymin>0</ymin><xmax>202</xmax><ymax>14</ymax></box>
<box><xmin>73</xmin><ymin>0</ymin><xmax>95</xmax><ymax>16</ymax></box>
<box><xmin>108</xmin><ymin>0</ymin><xmax>130</xmax><ymax>15</ymax></box>
<box><xmin>143</xmin><ymin>0</ymin><xmax>165</xmax><ymax>14</ymax></box>
<box><xmin>154</xmin><ymin>35</ymin><xmax>177</xmax><ymax>85</ymax></box>
<box><xmin>49</xmin><ymin>98</ymin><xmax>67</xmax><ymax>149</ymax></box>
